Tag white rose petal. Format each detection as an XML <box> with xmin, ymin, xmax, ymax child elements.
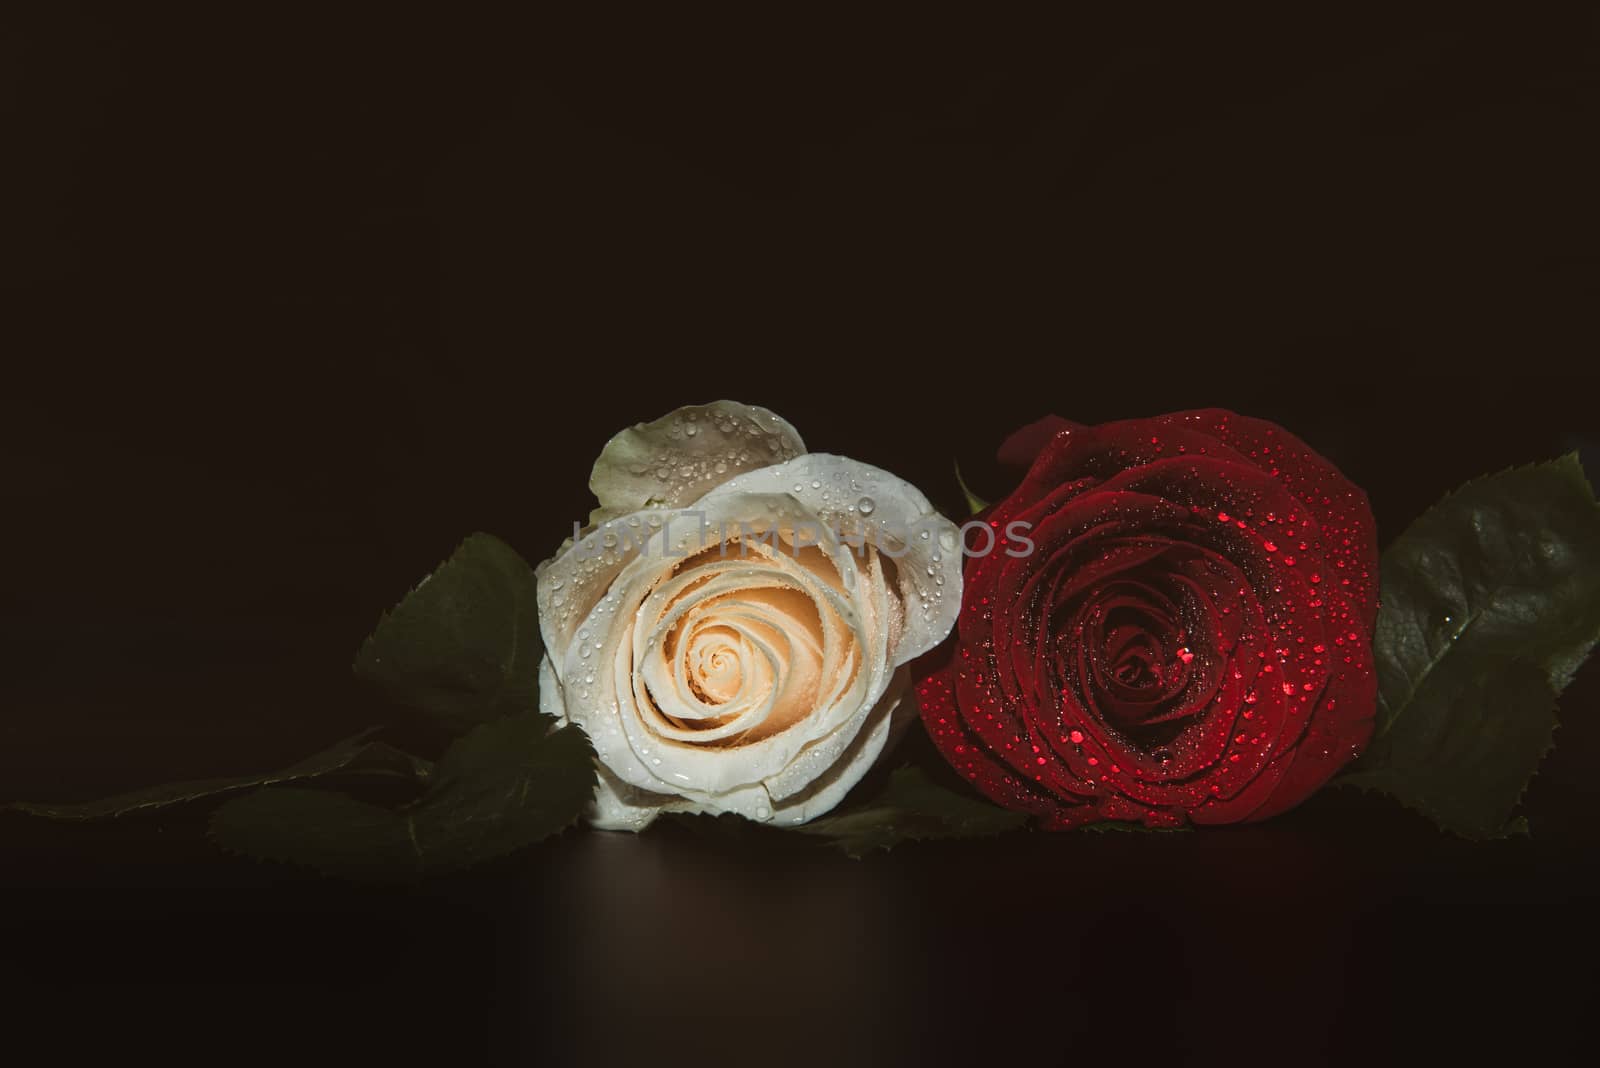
<box><xmin>538</xmin><ymin>654</ymin><xmax>568</xmax><ymax>726</ymax></box>
<box><xmin>588</xmin><ymin>400</ymin><xmax>806</xmax><ymax>519</ymax></box>
<box><xmin>700</xmin><ymin>452</ymin><xmax>961</xmax><ymax>662</ymax></box>
<box><xmin>765</xmin><ymin>666</ymin><xmax>914</xmax><ymax>825</ymax></box>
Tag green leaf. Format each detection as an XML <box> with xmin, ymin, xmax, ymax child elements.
<box><xmin>354</xmin><ymin>533</ymin><xmax>543</xmax><ymax>733</ymax></box>
<box><xmin>800</xmin><ymin>766</ymin><xmax>1026</xmax><ymax>858</ymax></box>
<box><xmin>6</xmin><ymin>732</ymin><xmax>431</xmax><ymax>820</ymax></box>
<box><xmin>411</xmin><ymin>714</ymin><xmax>595</xmax><ymax>871</ymax></box>
<box><xmin>206</xmin><ymin>789</ymin><xmax>420</xmax><ymax>879</ymax></box>
<box><xmin>954</xmin><ymin>462</ymin><xmax>990</xmax><ymax>516</ymax></box>
<box><xmin>209</xmin><ymin>717</ymin><xmax>595</xmax><ymax>880</ymax></box>
<box><xmin>1344</xmin><ymin>455</ymin><xmax>1600</xmax><ymax>838</ymax></box>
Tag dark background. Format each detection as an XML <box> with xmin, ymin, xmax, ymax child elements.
<box><xmin>4</xmin><ymin>6</ymin><xmax>1599</xmax><ymax>1063</ymax></box>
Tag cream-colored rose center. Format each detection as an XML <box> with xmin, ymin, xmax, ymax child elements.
<box><xmin>688</xmin><ymin>627</ymin><xmax>743</xmax><ymax>703</ymax></box>
<box><xmin>636</xmin><ymin>541</ymin><xmax>857</xmax><ymax>747</ymax></box>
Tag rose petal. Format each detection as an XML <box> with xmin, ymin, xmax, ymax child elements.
<box><xmin>766</xmin><ymin>667</ymin><xmax>915</xmax><ymax>825</ymax></box>
<box><xmin>700</xmin><ymin>452</ymin><xmax>963</xmax><ymax>665</ymax></box>
<box><xmin>588</xmin><ymin>400</ymin><xmax>806</xmax><ymax>519</ymax></box>
<box><xmin>539</xmin><ymin>654</ymin><xmax>568</xmax><ymax>726</ymax></box>
<box><xmin>996</xmin><ymin>414</ymin><xmax>1080</xmax><ymax>470</ymax></box>
<box><xmin>587</xmin><ymin>765</ymin><xmax>701</xmax><ymax>832</ymax></box>
<box><xmin>536</xmin><ymin>508</ymin><xmax>694</xmax><ymax>660</ymax></box>
<box><xmin>916</xmin><ymin>651</ymin><xmax>1077</xmax><ymax>821</ymax></box>
<box><xmin>1145</xmin><ymin>410</ymin><xmax>1379</xmax><ymax>628</ymax></box>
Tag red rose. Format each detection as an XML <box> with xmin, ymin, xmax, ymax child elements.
<box><xmin>917</xmin><ymin>410</ymin><xmax>1379</xmax><ymax>828</ymax></box>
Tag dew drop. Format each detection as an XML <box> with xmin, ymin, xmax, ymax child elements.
<box><xmin>857</xmin><ymin>496</ymin><xmax>876</xmax><ymax>515</ymax></box>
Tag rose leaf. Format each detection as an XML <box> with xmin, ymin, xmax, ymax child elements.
<box><xmin>800</xmin><ymin>765</ymin><xmax>1026</xmax><ymax>858</ymax></box>
<box><xmin>1343</xmin><ymin>455</ymin><xmax>1600</xmax><ymax>838</ymax></box>
<box><xmin>208</xmin><ymin>717</ymin><xmax>595</xmax><ymax>880</ymax></box>
<box><xmin>354</xmin><ymin>533</ymin><xmax>543</xmax><ymax>734</ymax></box>
<box><xmin>5</xmin><ymin>731</ymin><xmax>431</xmax><ymax>819</ymax></box>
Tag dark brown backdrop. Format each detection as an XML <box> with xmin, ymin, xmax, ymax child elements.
<box><xmin>4</xmin><ymin>6</ymin><xmax>1598</xmax><ymax>1064</ymax></box>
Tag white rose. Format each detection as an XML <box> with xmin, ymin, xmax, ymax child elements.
<box><xmin>536</xmin><ymin>401</ymin><xmax>963</xmax><ymax>830</ymax></box>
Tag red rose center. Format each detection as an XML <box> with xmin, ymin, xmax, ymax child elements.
<box><xmin>1112</xmin><ymin>649</ymin><xmax>1161</xmax><ymax>688</ymax></box>
<box><xmin>1062</xmin><ymin>578</ymin><xmax>1214</xmax><ymax>743</ymax></box>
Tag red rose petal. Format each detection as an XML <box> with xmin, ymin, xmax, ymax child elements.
<box><xmin>916</xmin><ymin>651</ymin><xmax>1075</xmax><ymax>820</ymax></box>
<box><xmin>1148</xmin><ymin>410</ymin><xmax>1379</xmax><ymax>628</ymax></box>
<box><xmin>996</xmin><ymin>414</ymin><xmax>1080</xmax><ymax>471</ymax></box>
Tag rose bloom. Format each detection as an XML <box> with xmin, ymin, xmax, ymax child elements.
<box><xmin>918</xmin><ymin>410</ymin><xmax>1378</xmax><ymax>828</ymax></box>
<box><xmin>538</xmin><ymin>401</ymin><xmax>963</xmax><ymax>830</ymax></box>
